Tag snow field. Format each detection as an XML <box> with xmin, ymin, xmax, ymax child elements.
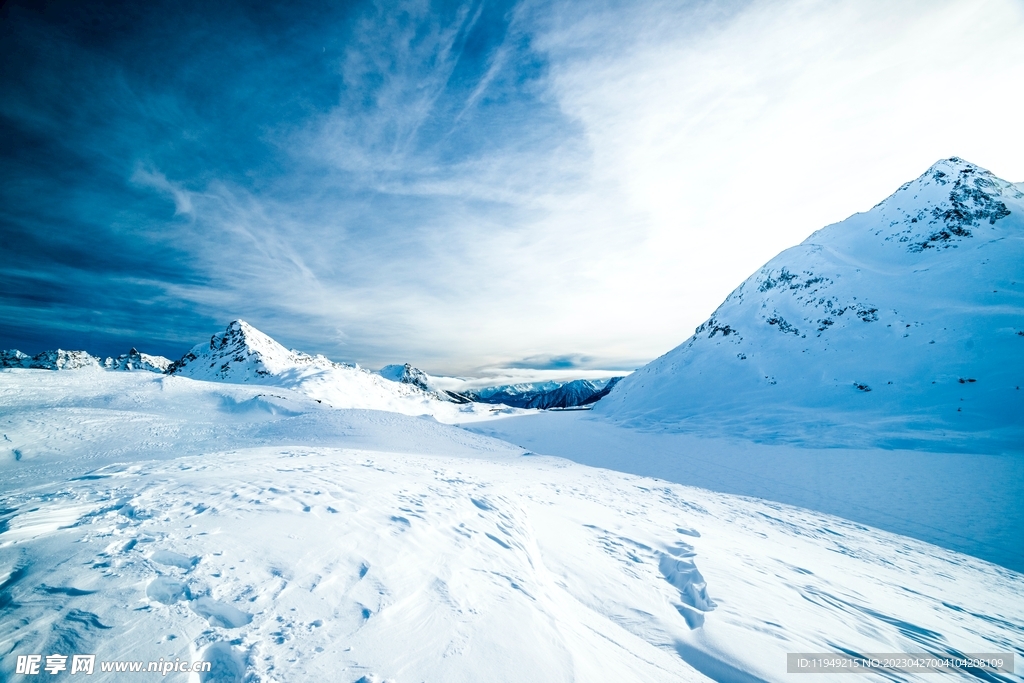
<box><xmin>1</xmin><ymin>370</ymin><xmax>1022</xmax><ymax>682</ymax></box>
<box><xmin>467</xmin><ymin>411</ymin><xmax>1024</xmax><ymax>572</ymax></box>
<box><xmin>2</xmin><ymin>447</ymin><xmax>1022</xmax><ymax>682</ymax></box>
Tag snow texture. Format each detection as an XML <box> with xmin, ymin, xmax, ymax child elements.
<box><xmin>466</xmin><ymin>410</ymin><xmax>1024</xmax><ymax>572</ymax></box>
<box><xmin>598</xmin><ymin>159</ymin><xmax>1024</xmax><ymax>452</ymax></box>
<box><xmin>1</xmin><ymin>370</ymin><xmax>1022</xmax><ymax>682</ymax></box>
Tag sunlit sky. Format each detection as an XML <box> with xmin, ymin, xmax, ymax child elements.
<box><xmin>2</xmin><ymin>0</ymin><xmax>1023</xmax><ymax>374</ymax></box>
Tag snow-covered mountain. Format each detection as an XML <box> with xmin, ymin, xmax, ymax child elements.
<box><xmin>467</xmin><ymin>377</ymin><xmax>622</xmax><ymax>409</ymax></box>
<box><xmin>521</xmin><ymin>379</ymin><xmax>601</xmax><ymax>409</ymax></box>
<box><xmin>102</xmin><ymin>348</ymin><xmax>171</xmax><ymax>372</ymax></box>
<box><xmin>471</xmin><ymin>380</ymin><xmax>563</xmax><ymax>403</ymax></box>
<box><xmin>167</xmin><ymin>320</ymin><xmax>505</xmax><ymax>420</ymax></box>
<box><xmin>598</xmin><ymin>158</ymin><xmax>1024</xmax><ymax>451</ymax></box>
<box><xmin>377</xmin><ymin>365</ymin><xmax>625</xmax><ymax>409</ymax></box>
<box><xmin>167</xmin><ymin>319</ymin><xmax>337</xmax><ymax>381</ymax></box>
<box><xmin>519</xmin><ymin>378</ymin><xmax>620</xmax><ymax>409</ymax></box>
<box><xmin>379</xmin><ymin>362</ymin><xmax>435</xmax><ymax>390</ymax></box>
<box><xmin>0</xmin><ymin>348</ymin><xmax>100</xmax><ymax>370</ymax></box>
<box><xmin>378</xmin><ymin>363</ymin><xmax>473</xmax><ymax>403</ymax></box>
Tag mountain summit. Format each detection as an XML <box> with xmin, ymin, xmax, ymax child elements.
<box><xmin>167</xmin><ymin>320</ymin><xmax>335</xmax><ymax>381</ymax></box>
<box><xmin>597</xmin><ymin>158</ymin><xmax>1024</xmax><ymax>451</ymax></box>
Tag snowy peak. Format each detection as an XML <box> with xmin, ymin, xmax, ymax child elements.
<box><xmin>3</xmin><ymin>347</ymin><xmax>169</xmax><ymax>372</ymax></box>
<box><xmin>167</xmin><ymin>320</ymin><xmax>336</xmax><ymax>382</ymax></box>
<box><xmin>812</xmin><ymin>157</ymin><xmax>1019</xmax><ymax>254</ymax></box>
<box><xmin>103</xmin><ymin>348</ymin><xmax>171</xmax><ymax>373</ymax></box>
<box><xmin>0</xmin><ymin>350</ymin><xmax>30</xmax><ymax>368</ymax></box>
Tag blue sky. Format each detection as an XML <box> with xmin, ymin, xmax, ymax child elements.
<box><xmin>2</xmin><ymin>0</ymin><xmax>1023</xmax><ymax>374</ymax></box>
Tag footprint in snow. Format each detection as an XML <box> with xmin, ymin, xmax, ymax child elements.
<box><xmin>190</xmin><ymin>597</ymin><xmax>253</xmax><ymax>628</ymax></box>
<box><xmin>659</xmin><ymin>541</ymin><xmax>716</xmax><ymax>630</ymax></box>
<box><xmin>150</xmin><ymin>550</ymin><xmax>200</xmax><ymax>570</ymax></box>
<box><xmin>199</xmin><ymin>641</ymin><xmax>246</xmax><ymax>683</ymax></box>
<box><xmin>146</xmin><ymin>577</ymin><xmax>191</xmax><ymax>605</ymax></box>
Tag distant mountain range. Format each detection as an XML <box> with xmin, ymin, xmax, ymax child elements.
<box><xmin>2</xmin><ymin>321</ymin><xmax>618</xmax><ymax>412</ymax></box>
<box><xmin>596</xmin><ymin>158</ymin><xmax>1024</xmax><ymax>451</ymax></box>
<box><xmin>464</xmin><ymin>377</ymin><xmax>623</xmax><ymax>409</ymax></box>
<box><xmin>1</xmin><ymin>348</ymin><xmax>168</xmax><ymax>371</ymax></box>
<box><xmin>377</xmin><ymin>364</ymin><xmax>624</xmax><ymax>409</ymax></box>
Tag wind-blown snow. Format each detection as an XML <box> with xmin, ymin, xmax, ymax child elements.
<box><xmin>598</xmin><ymin>158</ymin><xmax>1024</xmax><ymax>452</ymax></box>
<box><xmin>1</xmin><ymin>370</ymin><xmax>1021</xmax><ymax>683</ymax></box>
<box><xmin>466</xmin><ymin>410</ymin><xmax>1024</xmax><ymax>572</ymax></box>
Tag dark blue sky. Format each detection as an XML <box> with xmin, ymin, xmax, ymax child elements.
<box><xmin>1</xmin><ymin>0</ymin><xmax>568</xmax><ymax>367</ymax></box>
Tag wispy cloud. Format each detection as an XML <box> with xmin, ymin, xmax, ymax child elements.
<box><xmin>131</xmin><ymin>167</ymin><xmax>194</xmax><ymax>216</ymax></box>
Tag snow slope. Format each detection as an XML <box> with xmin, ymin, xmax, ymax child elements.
<box><xmin>466</xmin><ymin>411</ymin><xmax>1024</xmax><ymax>572</ymax></box>
<box><xmin>1</xmin><ymin>369</ymin><xmax>1022</xmax><ymax>682</ymax></box>
<box><xmin>598</xmin><ymin>158</ymin><xmax>1024</xmax><ymax>452</ymax></box>
<box><xmin>168</xmin><ymin>321</ymin><xmax>509</xmax><ymax>422</ymax></box>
